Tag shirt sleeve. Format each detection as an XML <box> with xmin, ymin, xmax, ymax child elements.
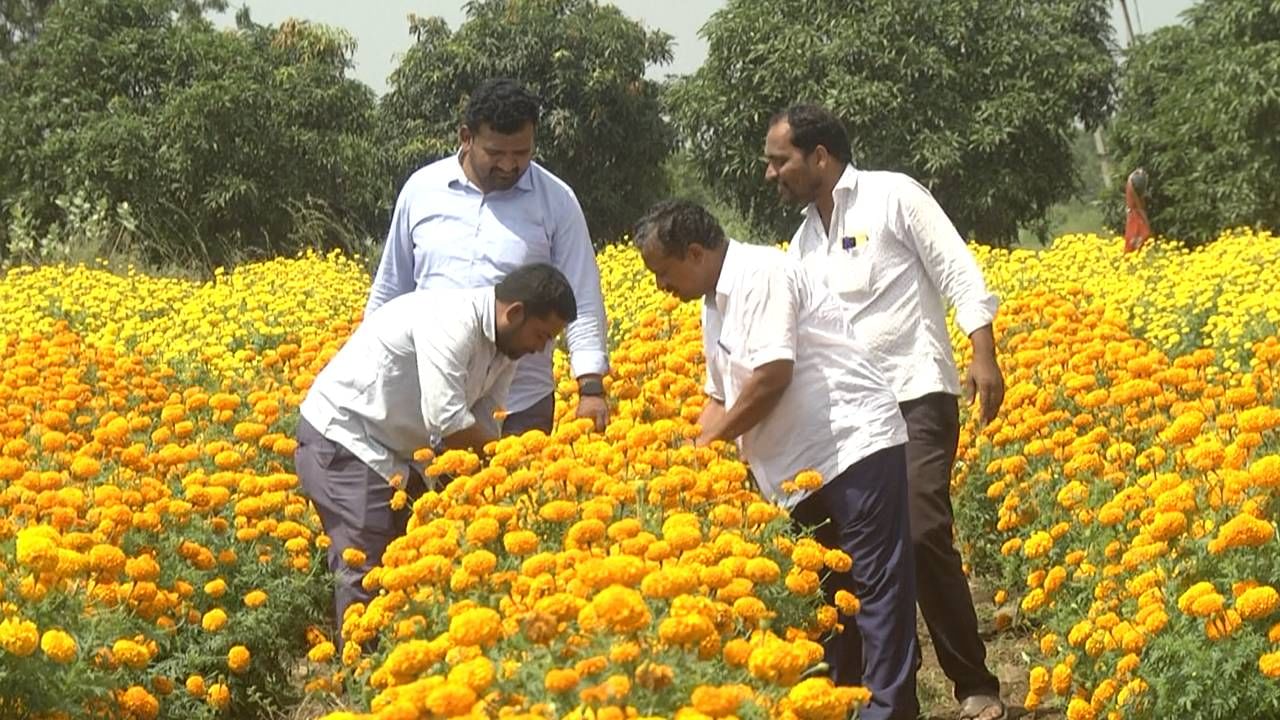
<box><xmin>731</xmin><ymin>264</ymin><xmax>800</xmax><ymax>369</ymax></box>
<box><xmin>701</xmin><ymin>303</ymin><xmax>726</xmax><ymax>402</ymax></box>
<box><xmin>549</xmin><ymin>190</ymin><xmax>610</xmax><ymax>378</ymax></box>
<box><xmin>895</xmin><ymin>179</ymin><xmax>999</xmax><ymax>335</ymax></box>
<box><xmin>366</xmin><ymin>185</ymin><xmax>418</xmax><ymax>316</ymax></box>
<box><xmin>473</xmin><ymin>361</ymin><xmax>516</xmax><ymax>439</ymax></box>
<box><xmin>411</xmin><ymin>316</ymin><xmax>478</xmax><ymax>442</ymax></box>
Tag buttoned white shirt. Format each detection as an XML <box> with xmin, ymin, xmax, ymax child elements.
<box><xmin>301</xmin><ymin>287</ymin><xmax>515</xmax><ymax>481</ymax></box>
<box><xmin>366</xmin><ymin>155</ymin><xmax>608</xmax><ymax>412</ymax></box>
<box><xmin>703</xmin><ymin>240</ymin><xmax>908</xmax><ymax>508</ymax></box>
<box><xmin>787</xmin><ymin>164</ymin><xmax>999</xmax><ymax>402</ymax></box>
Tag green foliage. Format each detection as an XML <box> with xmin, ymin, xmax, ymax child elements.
<box><xmin>1107</xmin><ymin>0</ymin><xmax>1280</xmax><ymax>245</ymax></box>
<box><xmin>0</xmin><ymin>0</ymin><xmax>386</xmax><ymax>269</ymax></box>
<box><xmin>379</xmin><ymin>0</ymin><xmax>676</xmax><ymax>243</ymax></box>
<box><xmin>666</xmin><ymin>0</ymin><xmax>1117</xmax><ymax>247</ymax></box>
<box><xmin>0</xmin><ymin>0</ymin><xmax>60</xmax><ymax>58</ymax></box>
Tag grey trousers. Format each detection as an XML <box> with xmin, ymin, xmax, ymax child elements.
<box><xmin>501</xmin><ymin>392</ymin><xmax>555</xmax><ymax>436</ymax></box>
<box><xmin>294</xmin><ymin>418</ymin><xmax>422</xmax><ymax>651</ymax></box>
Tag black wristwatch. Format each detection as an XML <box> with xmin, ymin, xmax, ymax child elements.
<box><xmin>578</xmin><ymin>377</ymin><xmax>605</xmax><ymax>397</ymax></box>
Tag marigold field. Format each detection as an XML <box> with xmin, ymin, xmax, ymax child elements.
<box><xmin>0</xmin><ymin>229</ymin><xmax>1277</xmax><ymax>720</ymax></box>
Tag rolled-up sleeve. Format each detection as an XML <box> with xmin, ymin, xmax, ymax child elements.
<box><xmin>896</xmin><ymin>180</ymin><xmax>998</xmax><ymax>335</ymax></box>
<box><xmin>411</xmin><ymin>322</ymin><xmax>477</xmax><ymax>442</ymax></box>
<box><xmin>366</xmin><ymin>186</ymin><xmax>418</xmax><ymax>316</ymax></box>
<box><xmin>550</xmin><ymin>193</ymin><xmax>610</xmax><ymax>378</ymax></box>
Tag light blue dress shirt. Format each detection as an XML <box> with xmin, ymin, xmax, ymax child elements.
<box><xmin>366</xmin><ymin>155</ymin><xmax>609</xmax><ymax>413</ymax></box>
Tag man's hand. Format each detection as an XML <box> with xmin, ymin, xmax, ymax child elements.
<box><xmin>964</xmin><ymin>325</ymin><xmax>1005</xmax><ymax>426</ymax></box>
<box><xmin>695</xmin><ymin>398</ymin><xmax>727</xmax><ymax>448</ymax></box>
<box><xmin>576</xmin><ymin>394</ymin><xmax>609</xmax><ymax>432</ymax></box>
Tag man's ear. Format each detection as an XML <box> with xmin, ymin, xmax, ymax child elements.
<box><xmin>813</xmin><ymin>143</ymin><xmax>831</xmax><ymax>168</ymax></box>
<box><xmin>687</xmin><ymin>243</ymin><xmax>705</xmax><ymax>263</ymax></box>
<box><xmin>459</xmin><ymin>124</ymin><xmax>473</xmax><ymax>148</ymax></box>
<box><xmin>502</xmin><ymin>300</ymin><xmax>526</xmax><ymax>327</ymax></box>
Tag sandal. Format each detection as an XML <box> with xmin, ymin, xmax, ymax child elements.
<box><xmin>959</xmin><ymin>694</ymin><xmax>1007</xmax><ymax>720</ymax></box>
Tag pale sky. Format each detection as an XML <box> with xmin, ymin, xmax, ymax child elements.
<box><xmin>211</xmin><ymin>1</ymin><xmax>1195</xmax><ymax>95</ymax></box>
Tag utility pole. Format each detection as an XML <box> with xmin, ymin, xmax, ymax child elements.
<box><xmin>1118</xmin><ymin>0</ymin><xmax>1137</xmax><ymax>46</ymax></box>
<box><xmin>1094</xmin><ymin>0</ymin><xmax>1140</xmax><ymax>190</ymax></box>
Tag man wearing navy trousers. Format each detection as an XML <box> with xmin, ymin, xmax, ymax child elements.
<box><xmin>634</xmin><ymin>199</ymin><xmax>920</xmax><ymax>720</ymax></box>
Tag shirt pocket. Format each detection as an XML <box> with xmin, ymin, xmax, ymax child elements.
<box><xmin>826</xmin><ymin>246</ymin><xmax>874</xmax><ymax>304</ymax></box>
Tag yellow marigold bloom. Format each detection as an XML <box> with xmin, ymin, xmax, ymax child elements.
<box><xmin>1022</xmin><ymin>531</ymin><xmax>1054</xmax><ymax>559</ymax></box>
<box><xmin>1051</xmin><ymin>662</ymin><xmax>1072</xmax><ymax>696</ymax></box>
<box><xmin>118</xmin><ymin>685</ymin><xmax>159</xmax><ymax>720</ymax></box>
<box><xmin>503</xmin><ymin>529</ymin><xmax>540</xmax><ymax>555</ymax></box>
<box><xmin>793</xmin><ymin>470</ymin><xmax>823</xmax><ymax>491</ymax></box>
<box><xmin>1236</xmin><ymin>585</ymin><xmax>1280</xmax><ymax>621</ymax></box>
<box><xmin>586</xmin><ymin>585</ymin><xmax>651</xmax><ymax>634</ymax></box>
<box><xmin>783</xmin><ymin>676</ymin><xmax>869</xmax><ymax>720</ymax></box>
<box><xmin>449</xmin><ymin>606</ymin><xmax>503</xmax><ymax>647</ymax></box>
<box><xmin>1206</xmin><ymin>609</ymin><xmax>1242</xmax><ymax>640</ymax></box>
<box><xmin>206</xmin><ymin>682</ymin><xmax>230</xmax><ymax>710</ymax></box>
<box><xmin>201</xmin><ymin>608</ymin><xmax>228</xmax><ymax>632</ymax></box>
<box><xmin>186</xmin><ymin>674</ymin><xmax>206</xmax><ymax>697</ymax></box>
<box><xmin>447</xmin><ymin>656</ymin><xmax>496</xmax><ymax>694</ymax></box>
<box><xmin>1066</xmin><ymin>697</ymin><xmax>1096</xmax><ymax>720</ymax></box>
<box><xmin>538</xmin><ymin>500</ymin><xmax>577</xmax><ymax>523</ymax></box>
<box><xmin>227</xmin><ymin>645</ymin><xmax>251</xmax><ymax>673</ymax></box>
<box><xmin>544</xmin><ymin>667</ymin><xmax>580</xmax><ymax>694</ymax></box>
<box><xmin>425</xmin><ymin>682</ymin><xmax>477</xmax><ymax>716</ymax></box>
<box><xmin>203</xmin><ymin>577</ymin><xmax>227</xmax><ymax>597</ymax></box>
<box><xmin>69</xmin><ymin>455</ymin><xmax>102</xmax><ymax>479</ymax></box>
<box><xmin>40</xmin><ymin>629</ymin><xmax>77</xmax><ymax>663</ymax></box>
<box><xmin>1208</xmin><ymin>513</ymin><xmax>1274</xmax><ymax>554</ymax></box>
<box><xmin>1260</xmin><ymin>651</ymin><xmax>1280</xmax><ymax>678</ymax></box>
<box><xmin>823</xmin><ymin>548</ymin><xmax>853</xmax><ymax>573</ymax></box>
<box><xmin>0</xmin><ymin>617</ymin><xmax>39</xmax><ymax>657</ymax></box>
<box><xmin>690</xmin><ymin>684</ymin><xmax>749</xmax><ymax>717</ymax></box>
<box><xmin>308</xmin><ymin>641</ymin><xmax>336</xmax><ymax>663</ymax></box>
<box><xmin>342</xmin><ymin>547</ymin><xmax>367</xmax><ymax>568</ymax></box>
<box><xmin>112</xmin><ymin>638</ymin><xmax>152</xmax><ymax>670</ymax></box>
<box><xmin>243</xmin><ymin>589</ymin><xmax>268</xmax><ymax>608</ymax></box>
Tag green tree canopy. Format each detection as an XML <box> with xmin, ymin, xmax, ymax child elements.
<box><xmin>0</xmin><ymin>0</ymin><xmax>386</xmax><ymax>267</ymax></box>
<box><xmin>1108</xmin><ymin>0</ymin><xmax>1280</xmax><ymax>244</ymax></box>
<box><xmin>379</xmin><ymin>0</ymin><xmax>675</xmax><ymax>243</ymax></box>
<box><xmin>666</xmin><ymin>0</ymin><xmax>1117</xmax><ymax>245</ymax></box>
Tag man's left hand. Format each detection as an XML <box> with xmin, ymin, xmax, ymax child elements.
<box><xmin>964</xmin><ymin>354</ymin><xmax>1005</xmax><ymax>427</ymax></box>
<box><xmin>576</xmin><ymin>394</ymin><xmax>609</xmax><ymax>432</ymax></box>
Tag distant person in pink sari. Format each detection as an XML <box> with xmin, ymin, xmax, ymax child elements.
<box><xmin>1124</xmin><ymin>168</ymin><xmax>1151</xmax><ymax>253</ymax></box>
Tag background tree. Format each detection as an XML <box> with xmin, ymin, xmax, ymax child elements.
<box><xmin>1107</xmin><ymin>0</ymin><xmax>1280</xmax><ymax>245</ymax></box>
<box><xmin>666</xmin><ymin>0</ymin><xmax>1117</xmax><ymax>246</ymax></box>
<box><xmin>0</xmin><ymin>0</ymin><xmax>386</xmax><ymax>267</ymax></box>
<box><xmin>379</xmin><ymin>0</ymin><xmax>675</xmax><ymax>243</ymax></box>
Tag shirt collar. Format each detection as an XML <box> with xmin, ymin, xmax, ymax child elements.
<box><xmin>481</xmin><ymin>288</ymin><xmax>498</xmax><ymax>345</ymax></box>
<box><xmin>710</xmin><ymin>239</ymin><xmax>746</xmax><ymax>306</ymax></box>
<box><xmin>802</xmin><ymin>163</ymin><xmax>859</xmax><ymax>219</ymax></box>
<box><xmin>448</xmin><ymin>152</ymin><xmax>536</xmax><ymax>194</ymax></box>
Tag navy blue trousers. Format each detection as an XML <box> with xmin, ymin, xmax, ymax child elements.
<box><xmin>792</xmin><ymin>443</ymin><xmax>920</xmax><ymax>720</ymax></box>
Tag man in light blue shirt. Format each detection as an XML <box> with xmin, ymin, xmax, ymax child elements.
<box><xmin>366</xmin><ymin>78</ymin><xmax>610</xmax><ymax>435</ymax></box>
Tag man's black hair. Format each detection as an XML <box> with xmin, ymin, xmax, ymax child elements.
<box><xmin>633</xmin><ymin>199</ymin><xmax>726</xmax><ymax>259</ymax></box>
<box><xmin>465</xmin><ymin>78</ymin><xmax>541</xmax><ymax>134</ymax></box>
<box><xmin>769</xmin><ymin>104</ymin><xmax>853</xmax><ymax>164</ymax></box>
<box><xmin>495</xmin><ymin>263</ymin><xmax>577</xmax><ymax>322</ymax></box>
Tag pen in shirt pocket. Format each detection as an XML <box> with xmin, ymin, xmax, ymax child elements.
<box><xmin>841</xmin><ymin>232</ymin><xmax>869</xmax><ymax>250</ymax></box>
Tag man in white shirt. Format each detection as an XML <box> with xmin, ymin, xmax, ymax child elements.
<box><xmin>635</xmin><ymin>199</ymin><xmax>919</xmax><ymax>720</ymax></box>
<box><xmin>764</xmin><ymin>104</ymin><xmax>1007</xmax><ymax>720</ymax></box>
<box><xmin>296</xmin><ymin>263</ymin><xmax>576</xmax><ymax>649</ymax></box>
<box><xmin>366</xmin><ymin>78</ymin><xmax>609</xmax><ymax>436</ymax></box>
